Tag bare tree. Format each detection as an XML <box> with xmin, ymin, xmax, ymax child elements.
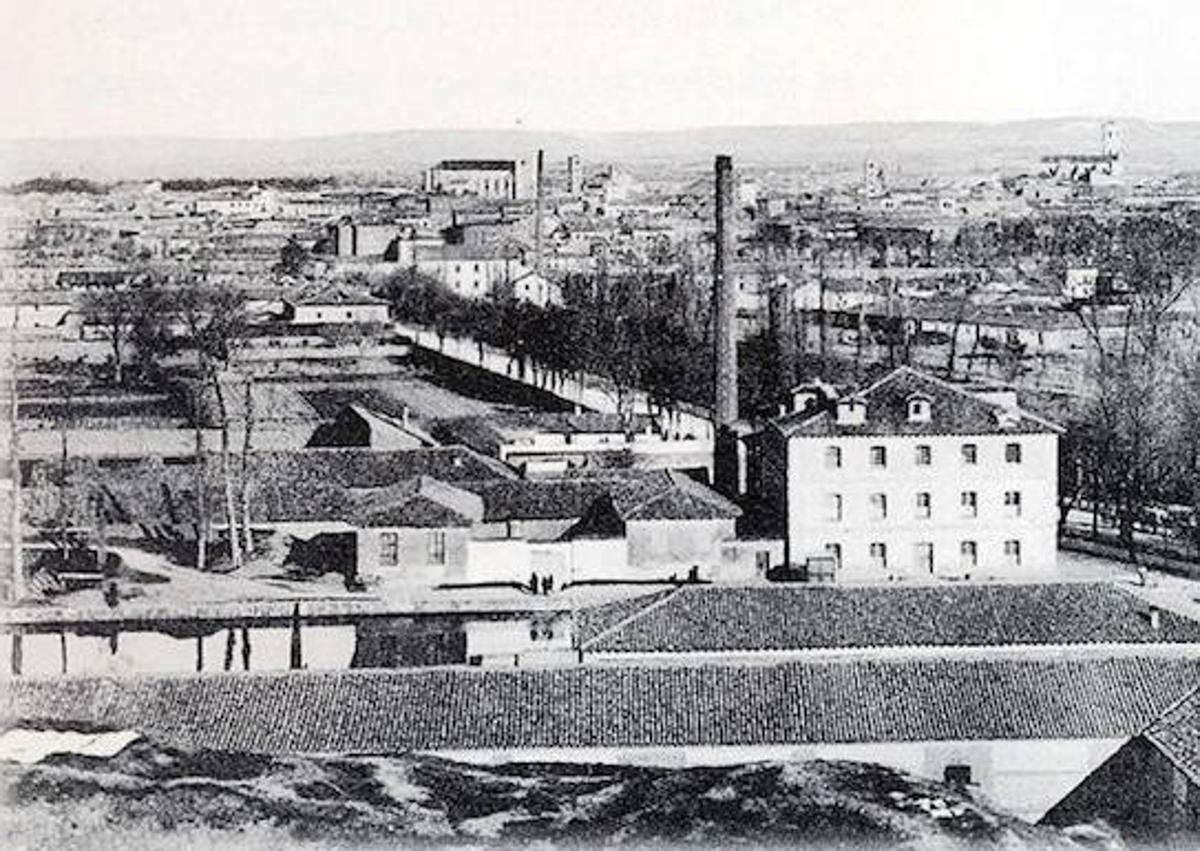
<box><xmin>178</xmin><ymin>284</ymin><xmax>250</xmax><ymax>570</ymax></box>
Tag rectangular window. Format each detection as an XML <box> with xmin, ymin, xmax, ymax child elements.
<box><xmin>915</xmin><ymin>542</ymin><xmax>934</xmax><ymax>573</ymax></box>
<box><xmin>944</xmin><ymin>764</ymin><xmax>973</xmax><ymax>787</ymax></box>
<box><xmin>961</xmin><ymin>443</ymin><xmax>978</xmax><ymax>465</ymax></box>
<box><xmin>826</xmin><ymin>494</ymin><xmax>843</xmax><ymax>522</ymax></box>
<box><xmin>869</xmin><ymin>493</ymin><xmax>888</xmax><ymax>520</ymax></box>
<box><xmin>824</xmin><ymin>543</ymin><xmax>842</xmax><ymax>570</ymax></box>
<box><xmin>915</xmin><ymin>492</ymin><xmax>932</xmax><ymax>519</ymax></box>
<box><xmin>961</xmin><ymin>491</ymin><xmax>978</xmax><ymax>518</ymax></box>
<box><xmin>825</xmin><ymin>446</ymin><xmax>842</xmax><ymax>469</ymax></box>
<box><xmin>428</xmin><ymin>531</ymin><xmax>447</xmax><ymax>565</ymax></box>
<box><xmin>915</xmin><ymin>444</ymin><xmax>932</xmax><ymax>466</ymax></box>
<box><xmin>1004</xmin><ymin>539</ymin><xmax>1022</xmax><ymax>568</ymax></box>
<box><xmin>379</xmin><ymin>531</ymin><xmax>399</xmax><ymax>567</ymax></box>
<box><xmin>1005</xmin><ymin>490</ymin><xmax>1022</xmax><ymax>517</ymax></box>
<box><xmin>960</xmin><ymin>541</ymin><xmax>978</xmax><ymax>571</ymax></box>
<box><xmin>870</xmin><ymin>445</ymin><xmax>887</xmax><ymax>467</ymax></box>
<box><xmin>1005</xmin><ymin>442</ymin><xmax>1022</xmax><ymax>463</ymax></box>
<box><xmin>869</xmin><ymin>542</ymin><xmax>887</xmax><ymax>571</ymax></box>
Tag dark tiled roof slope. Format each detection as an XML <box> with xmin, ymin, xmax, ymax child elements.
<box><xmin>6</xmin><ymin>657</ymin><xmax>1198</xmax><ymax>754</ymax></box>
<box><xmin>774</xmin><ymin>367</ymin><xmax>1060</xmax><ymax>438</ymax></box>
<box><xmin>610</xmin><ymin>471</ymin><xmax>741</xmax><ymax>522</ymax></box>
<box><xmin>575</xmin><ymin>589</ymin><xmax>681</xmax><ymax>645</ymax></box>
<box><xmin>585</xmin><ymin>583</ymin><xmax>1200</xmax><ymax>654</ymax></box>
<box><xmin>457</xmin><ymin>478</ymin><xmax>610</xmax><ymax>522</ymax></box>
<box><xmin>1143</xmin><ymin>688</ymin><xmax>1200</xmax><ymax>787</ymax></box>
<box><xmin>247</xmin><ymin>447</ymin><xmax>516</xmax><ymax>489</ymax></box>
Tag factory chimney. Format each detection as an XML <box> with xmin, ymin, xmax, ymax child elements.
<box><xmin>534</xmin><ymin>149</ymin><xmax>545</xmax><ymax>275</ymax></box>
<box><xmin>712</xmin><ymin>154</ymin><xmax>740</xmax><ymax>497</ymax></box>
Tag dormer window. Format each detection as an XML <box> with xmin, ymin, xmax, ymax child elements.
<box><xmin>907</xmin><ymin>394</ymin><xmax>932</xmax><ymax>423</ymax></box>
<box><xmin>836</xmin><ymin>398</ymin><xmax>867</xmax><ymax>426</ymax></box>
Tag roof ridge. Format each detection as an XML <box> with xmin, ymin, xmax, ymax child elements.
<box><xmin>892</xmin><ymin>367</ymin><xmax>1066</xmax><ymax>433</ymax></box>
<box><xmin>581</xmin><ymin>586</ymin><xmax>685</xmax><ymax>651</ymax></box>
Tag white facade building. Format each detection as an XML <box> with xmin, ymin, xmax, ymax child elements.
<box><xmin>424</xmin><ymin>159</ymin><xmax>534</xmax><ymax>200</ymax></box>
<box><xmin>759</xmin><ymin>367</ymin><xmax>1062</xmax><ymax>580</ymax></box>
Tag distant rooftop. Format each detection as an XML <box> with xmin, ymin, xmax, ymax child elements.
<box><xmin>584</xmin><ymin>582</ymin><xmax>1200</xmax><ymax>655</ymax></box>
<box><xmin>434</xmin><ymin>160</ymin><xmax>517</xmax><ymax>172</ymax></box>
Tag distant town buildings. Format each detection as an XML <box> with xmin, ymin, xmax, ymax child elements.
<box><xmin>424</xmin><ymin>159</ymin><xmax>535</xmax><ymax>200</ymax></box>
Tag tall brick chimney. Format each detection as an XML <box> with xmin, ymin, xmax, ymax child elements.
<box><xmin>534</xmin><ymin>149</ymin><xmax>545</xmax><ymax>275</ymax></box>
<box><xmin>713</xmin><ymin>154</ymin><xmax>740</xmax><ymax>497</ymax></box>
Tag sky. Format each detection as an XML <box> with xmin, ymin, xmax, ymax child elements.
<box><xmin>2</xmin><ymin>0</ymin><xmax>1198</xmax><ymax>139</ymax></box>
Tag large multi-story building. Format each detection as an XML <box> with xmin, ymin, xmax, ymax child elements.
<box><xmin>758</xmin><ymin>367</ymin><xmax>1061</xmax><ymax>580</ymax></box>
<box><xmin>424</xmin><ymin>159</ymin><xmax>534</xmax><ymax>200</ymax></box>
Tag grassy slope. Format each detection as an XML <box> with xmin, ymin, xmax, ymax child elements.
<box><xmin>0</xmin><ymin>737</ymin><xmax>1087</xmax><ymax>849</ymax></box>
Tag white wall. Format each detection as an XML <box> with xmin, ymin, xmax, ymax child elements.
<box><xmin>786</xmin><ymin>432</ymin><xmax>1058</xmax><ymax>579</ymax></box>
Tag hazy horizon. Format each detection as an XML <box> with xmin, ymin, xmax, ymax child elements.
<box><xmin>4</xmin><ymin>0</ymin><xmax>1200</xmax><ymax>141</ymax></box>
<box><xmin>3</xmin><ymin>114</ymin><xmax>1193</xmax><ymax>144</ymax></box>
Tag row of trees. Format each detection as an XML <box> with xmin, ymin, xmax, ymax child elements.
<box><xmin>381</xmin><ymin>265</ymin><xmax>716</xmax><ymax>426</ymax></box>
<box><xmin>76</xmin><ymin>276</ymin><xmax>258</xmax><ymax>572</ymax></box>
<box><xmin>1054</xmin><ymin>213</ymin><xmax>1200</xmax><ymax>559</ymax></box>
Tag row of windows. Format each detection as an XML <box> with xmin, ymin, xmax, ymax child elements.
<box><xmin>824</xmin><ymin>442</ymin><xmax>1022</xmax><ymax>469</ymax></box>
<box><xmin>379</xmin><ymin>531</ymin><xmax>446</xmax><ymax>566</ymax></box>
<box><xmin>825</xmin><ymin>491</ymin><xmax>1023</xmax><ymax>521</ymax></box>
<box><xmin>824</xmin><ymin>540</ymin><xmax>1022</xmax><ymax>571</ymax></box>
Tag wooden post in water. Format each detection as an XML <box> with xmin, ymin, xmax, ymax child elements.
<box><xmin>11</xmin><ymin>633</ymin><xmax>21</xmax><ymax>676</ymax></box>
<box><xmin>241</xmin><ymin>626</ymin><xmax>252</xmax><ymax>671</ymax></box>
<box><xmin>289</xmin><ymin>603</ymin><xmax>302</xmax><ymax>670</ymax></box>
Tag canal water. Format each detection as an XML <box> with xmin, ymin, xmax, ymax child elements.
<box><xmin>0</xmin><ymin>610</ymin><xmax>574</xmax><ymax>679</ymax></box>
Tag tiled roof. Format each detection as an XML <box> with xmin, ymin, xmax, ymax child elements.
<box><xmin>434</xmin><ymin>412</ymin><xmax>655</xmax><ymax>454</ymax></box>
<box><xmin>27</xmin><ymin>448</ymin><xmax>516</xmax><ymax>528</ymax></box>
<box><xmin>457</xmin><ymin>472</ymin><xmax>739</xmax><ymax>525</ymax></box>
<box><xmin>575</xmin><ymin>589</ymin><xmax>680</xmax><ymax>645</ymax></box>
<box><xmin>285</xmin><ymin>285</ymin><xmax>389</xmax><ymax>307</ymax></box>
<box><xmin>1143</xmin><ymin>688</ymin><xmax>1200</xmax><ymax>787</ymax></box>
<box><xmin>355</xmin><ymin>477</ymin><xmax>484</xmax><ymax>528</ymax></box>
<box><xmin>457</xmin><ymin>478</ymin><xmax>610</xmax><ymax>523</ymax></box>
<box><xmin>609</xmin><ymin>471</ymin><xmax>741</xmax><ymax>522</ymax></box>
<box><xmin>773</xmin><ymin>367</ymin><xmax>1061</xmax><ymax>438</ymax></box>
<box><xmin>584</xmin><ymin>583</ymin><xmax>1200</xmax><ymax>654</ymax></box>
<box><xmin>247</xmin><ymin>447</ymin><xmax>516</xmax><ymax>489</ymax></box>
<box><xmin>6</xmin><ymin>656</ymin><xmax>1198</xmax><ymax>753</ymax></box>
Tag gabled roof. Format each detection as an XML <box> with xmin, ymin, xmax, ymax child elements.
<box><xmin>584</xmin><ymin>583</ymin><xmax>1200</xmax><ymax>654</ymax></box>
<box><xmin>457</xmin><ymin>478</ymin><xmax>611</xmax><ymax>523</ymax></box>
<box><xmin>1143</xmin><ymin>687</ymin><xmax>1200</xmax><ymax>787</ymax></box>
<box><xmin>355</xmin><ymin>476</ymin><xmax>484</xmax><ymax>528</ymax></box>
<box><xmin>7</xmin><ymin>656</ymin><xmax>1199</xmax><ymax>753</ymax></box>
<box><xmin>773</xmin><ymin>366</ymin><xmax>1062</xmax><ymax>438</ymax></box>
<box><xmin>609</xmin><ymin>470</ymin><xmax>741</xmax><ymax>522</ymax></box>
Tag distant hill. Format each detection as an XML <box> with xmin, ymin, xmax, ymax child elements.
<box><xmin>5</xmin><ymin>118</ymin><xmax>1200</xmax><ymax>182</ymax></box>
